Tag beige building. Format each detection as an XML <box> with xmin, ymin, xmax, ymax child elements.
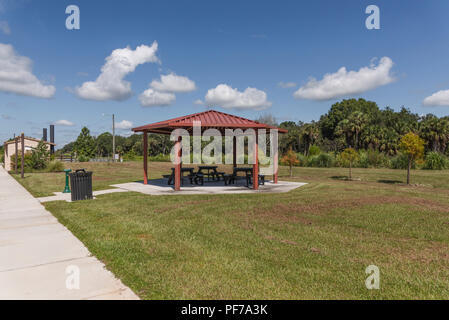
<box><xmin>3</xmin><ymin>137</ymin><xmax>55</xmax><ymax>171</ymax></box>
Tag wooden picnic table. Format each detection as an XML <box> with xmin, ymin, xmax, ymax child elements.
<box><xmin>197</xmin><ymin>165</ymin><xmax>219</xmax><ymax>181</ymax></box>
<box><xmin>167</xmin><ymin>167</ymin><xmax>195</xmax><ymax>185</ymax></box>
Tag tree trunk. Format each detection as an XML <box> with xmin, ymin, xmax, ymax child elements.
<box><xmin>407</xmin><ymin>157</ymin><xmax>411</xmax><ymax>185</ymax></box>
<box><xmin>349</xmin><ymin>161</ymin><xmax>352</xmax><ymax>180</ymax></box>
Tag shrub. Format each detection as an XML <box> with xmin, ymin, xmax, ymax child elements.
<box><xmin>308</xmin><ymin>153</ymin><xmax>334</xmax><ymax>168</ymax></box>
<box><xmin>390</xmin><ymin>153</ymin><xmax>415</xmax><ymax>170</ymax></box>
<box><xmin>149</xmin><ymin>153</ymin><xmax>171</xmax><ymax>162</ymax></box>
<box><xmin>357</xmin><ymin>150</ymin><xmax>369</xmax><ymax>168</ymax></box>
<box><xmin>296</xmin><ymin>153</ymin><xmax>307</xmax><ymax>166</ymax></box>
<box><xmin>46</xmin><ymin>160</ymin><xmax>65</xmax><ymax>172</ymax></box>
<box><xmin>308</xmin><ymin>145</ymin><xmax>321</xmax><ymax>157</ymax></box>
<box><xmin>423</xmin><ymin>152</ymin><xmax>449</xmax><ymax>170</ymax></box>
<box><xmin>77</xmin><ymin>155</ymin><xmax>90</xmax><ymax>162</ymax></box>
<box><xmin>358</xmin><ymin>150</ymin><xmax>389</xmax><ymax>168</ymax></box>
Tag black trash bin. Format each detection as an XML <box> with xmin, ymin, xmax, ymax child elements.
<box><xmin>69</xmin><ymin>169</ymin><xmax>93</xmax><ymax>201</ymax></box>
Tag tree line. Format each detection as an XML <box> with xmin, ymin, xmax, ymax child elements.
<box><xmin>277</xmin><ymin>98</ymin><xmax>449</xmax><ymax>156</ymax></box>
<box><xmin>58</xmin><ymin>98</ymin><xmax>449</xmax><ymax>170</ymax></box>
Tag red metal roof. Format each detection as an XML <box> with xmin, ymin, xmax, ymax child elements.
<box><xmin>132</xmin><ymin>110</ymin><xmax>288</xmax><ymax>134</ymax></box>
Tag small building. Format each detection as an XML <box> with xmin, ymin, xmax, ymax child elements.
<box><xmin>3</xmin><ymin>137</ymin><xmax>56</xmax><ymax>171</ymax></box>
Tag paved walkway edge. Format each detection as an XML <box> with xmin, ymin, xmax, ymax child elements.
<box><xmin>0</xmin><ymin>166</ymin><xmax>139</xmax><ymax>300</ymax></box>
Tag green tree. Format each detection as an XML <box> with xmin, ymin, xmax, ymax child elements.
<box><xmin>95</xmin><ymin>132</ymin><xmax>113</xmax><ymax>157</ymax></box>
<box><xmin>28</xmin><ymin>141</ymin><xmax>50</xmax><ymax>170</ymax></box>
<box><xmin>281</xmin><ymin>149</ymin><xmax>299</xmax><ymax>177</ymax></box>
<box><xmin>340</xmin><ymin>148</ymin><xmax>359</xmax><ymax>180</ymax></box>
<box><xmin>74</xmin><ymin>127</ymin><xmax>95</xmax><ymax>159</ymax></box>
<box><xmin>300</xmin><ymin>122</ymin><xmax>319</xmax><ymax>156</ymax></box>
<box><xmin>399</xmin><ymin>132</ymin><xmax>425</xmax><ymax>184</ymax></box>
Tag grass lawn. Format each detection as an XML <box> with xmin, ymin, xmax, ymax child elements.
<box><xmin>16</xmin><ymin>162</ymin><xmax>449</xmax><ymax>299</ymax></box>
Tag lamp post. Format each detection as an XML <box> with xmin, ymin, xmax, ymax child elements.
<box><xmin>63</xmin><ymin>169</ymin><xmax>72</xmax><ymax>193</ymax></box>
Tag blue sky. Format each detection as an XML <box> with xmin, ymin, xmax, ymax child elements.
<box><xmin>0</xmin><ymin>0</ymin><xmax>449</xmax><ymax>147</ymax></box>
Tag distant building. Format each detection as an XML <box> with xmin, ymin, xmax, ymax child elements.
<box><xmin>3</xmin><ymin>137</ymin><xmax>56</xmax><ymax>171</ymax></box>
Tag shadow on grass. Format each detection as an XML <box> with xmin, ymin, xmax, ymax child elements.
<box><xmin>377</xmin><ymin>179</ymin><xmax>403</xmax><ymax>185</ymax></box>
<box><xmin>331</xmin><ymin>176</ymin><xmax>350</xmax><ymax>181</ymax></box>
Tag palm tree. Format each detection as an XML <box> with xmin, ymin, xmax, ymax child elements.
<box><xmin>347</xmin><ymin>111</ymin><xmax>369</xmax><ymax>150</ymax></box>
<box><xmin>419</xmin><ymin>116</ymin><xmax>449</xmax><ymax>153</ymax></box>
<box><xmin>300</xmin><ymin>122</ymin><xmax>319</xmax><ymax>156</ymax></box>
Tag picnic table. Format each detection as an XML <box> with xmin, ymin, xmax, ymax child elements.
<box><xmin>224</xmin><ymin>167</ymin><xmax>265</xmax><ymax>187</ymax></box>
<box><xmin>197</xmin><ymin>165</ymin><xmax>220</xmax><ymax>181</ymax></box>
<box><xmin>166</xmin><ymin>167</ymin><xmax>195</xmax><ymax>185</ymax></box>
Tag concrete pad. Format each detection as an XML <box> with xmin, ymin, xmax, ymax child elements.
<box><xmin>37</xmin><ymin>188</ymin><xmax>129</xmax><ymax>203</ymax></box>
<box><xmin>0</xmin><ymin>166</ymin><xmax>138</xmax><ymax>300</ymax></box>
<box><xmin>111</xmin><ymin>179</ymin><xmax>307</xmax><ymax>196</ymax></box>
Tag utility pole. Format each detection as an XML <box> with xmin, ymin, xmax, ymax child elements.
<box><xmin>112</xmin><ymin>114</ymin><xmax>115</xmax><ymax>162</ymax></box>
<box><xmin>21</xmin><ymin>133</ymin><xmax>24</xmax><ymax>179</ymax></box>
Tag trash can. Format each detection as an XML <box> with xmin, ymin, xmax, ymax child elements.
<box><xmin>69</xmin><ymin>169</ymin><xmax>93</xmax><ymax>201</ymax></box>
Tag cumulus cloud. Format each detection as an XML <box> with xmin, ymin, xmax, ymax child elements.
<box><xmin>293</xmin><ymin>57</ymin><xmax>395</xmax><ymax>101</ymax></box>
<box><xmin>193</xmin><ymin>99</ymin><xmax>204</xmax><ymax>105</ymax></box>
<box><xmin>278</xmin><ymin>81</ymin><xmax>296</xmax><ymax>88</ymax></box>
<box><xmin>423</xmin><ymin>90</ymin><xmax>449</xmax><ymax>106</ymax></box>
<box><xmin>0</xmin><ymin>21</ymin><xmax>10</xmax><ymax>35</ymax></box>
<box><xmin>115</xmin><ymin>120</ymin><xmax>133</xmax><ymax>130</ymax></box>
<box><xmin>204</xmin><ymin>84</ymin><xmax>272</xmax><ymax>110</ymax></box>
<box><xmin>139</xmin><ymin>88</ymin><xmax>175</xmax><ymax>107</ymax></box>
<box><xmin>53</xmin><ymin>119</ymin><xmax>75</xmax><ymax>126</ymax></box>
<box><xmin>0</xmin><ymin>43</ymin><xmax>56</xmax><ymax>98</ymax></box>
<box><xmin>150</xmin><ymin>73</ymin><xmax>196</xmax><ymax>93</ymax></box>
<box><xmin>75</xmin><ymin>42</ymin><xmax>159</xmax><ymax>101</ymax></box>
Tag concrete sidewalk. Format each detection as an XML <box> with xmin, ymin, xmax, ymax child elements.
<box><xmin>0</xmin><ymin>166</ymin><xmax>139</xmax><ymax>300</ymax></box>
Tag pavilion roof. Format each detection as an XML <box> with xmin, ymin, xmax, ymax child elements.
<box><xmin>132</xmin><ymin>110</ymin><xmax>288</xmax><ymax>134</ymax></box>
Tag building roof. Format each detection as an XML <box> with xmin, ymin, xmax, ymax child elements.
<box><xmin>132</xmin><ymin>110</ymin><xmax>288</xmax><ymax>134</ymax></box>
<box><xmin>3</xmin><ymin>136</ymin><xmax>56</xmax><ymax>146</ymax></box>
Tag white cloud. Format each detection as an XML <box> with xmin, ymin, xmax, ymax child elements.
<box><xmin>193</xmin><ymin>99</ymin><xmax>204</xmax><ymax>105</ymax></box>
<box><xmin>115</xmin><ymin>120</ymin><xmax>133</xmax><ymax>130</ymax></box>
<box><xmin>204</xmin><ymin>84</ymin><xmax>272</xmax><ymax>110</ymax></box>
<box><xmin>423</xmin><ymin>90</ymin><xmax>449</xmax><ymax>106</ymax></box>
<box><xmin>150</xmin><ymin>73</ymin><xmax>196</xmax><ymax>92</ymax></box>
<box><xmin>75</xmin><ymin>42</ymin><xmax>159</xmax><ymax>101</ymax></box>
<box><xmin>293</xmin><ymin>57</ymin><xmax>395</xmax><ymax>101</ymax></box>
<box><xmin>0</xmin><ymin>43</ymin><xmax>56</xmax><ymax>98</ymax></box>
<box><xmin>278</xmin><ymin>81</ymin><xmax>296</xmax><ymax>88</ymax></box>
<box><xmin>53</xmin><ymin>119</ymin><xmax>75</xmax><ymax>126</ymax></box>
<box><xmin>0</xmin><ymin>21</ymin><xmax>10</xmax><ymax>35</ymax></box>
<box><xmin>139</xmin><ymin>88</ymin><xmax>176</xmax><ymax>107</ymax></box>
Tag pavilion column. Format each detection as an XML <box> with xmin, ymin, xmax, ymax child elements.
<box><xmin>174</xmin><ymin>136</ymin><xmax>182</xmax><ymax>191</ymax></box>
<box><xmin>253</xmin><ymin>130</ymin><xmax>259</xmax><ymax>190</ymax></box>
<box><xmin>274</xmin><ymin>146</ymin><xmax>278</xmax><ymax>184</ymax></box>
<box><xmin>143</xmin><ymin>131</ymin><xmax>148</xmax><ymax>184</ymax></box>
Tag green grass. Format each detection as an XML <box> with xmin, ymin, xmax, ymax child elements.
<box><xmin>22</xmin><ymin>162</ymin><xmax>449</xmax><ymax>299</ymax></box>
<box><xmin>11</xmin><ymin>161</ymin><xmax>175</xmax><ymax>197</ymax></box>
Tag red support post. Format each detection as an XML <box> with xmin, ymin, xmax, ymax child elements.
<box><xmin>253</xmin><ymin>131</ymin><xmax>259</xmax><ymax>190</ymax></box>
<box><xmin>143</xmin><ymin>131</ymin><xmax>148</xmax><ymax>184</ymax></box>
<box><xmin>174</xmin><ymin>136</ymin><xmax>182</xmax><ymax>191</ymax></box>
<box><xmin>233</xmin><ymin>136</ymin><xmax>237</xmax><ymax>168</ymax></box>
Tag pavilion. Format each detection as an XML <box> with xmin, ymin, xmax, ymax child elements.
<box><xmin>132</xmin><ymin>110</ymin><xmax>287</xmax><ymax>191</ymax></box>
